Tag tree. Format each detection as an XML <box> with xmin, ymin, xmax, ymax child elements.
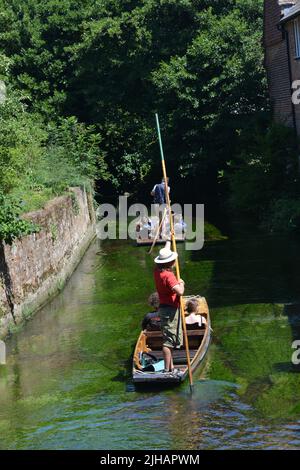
<box><xmin>0</xmin><ymin>0</ymin><xmax>267</xmax><ymax>200</ymax></box>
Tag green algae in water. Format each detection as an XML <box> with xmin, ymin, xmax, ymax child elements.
<box><xmin>204</xmin><ymin>222</ymin><xmax>228</xmax><ymax>241</ymax></box>
<box><xmin>210</xmin><ymin>302</ymin><xmax>300</xmax><ymax>420</ymax></box>
<box><xmin>1</xmin><ymin>235</ymin><xmax>300</xmax><ymax>449</ymax></box>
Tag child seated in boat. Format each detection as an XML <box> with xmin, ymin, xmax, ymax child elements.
<box><xmin>142</xmin><ymin>292</ymin><xmax>161</xmax><ymax>331</ymax></box>
<box><xmin>164</xmin><ymin>213</ymin><xmax>186</xmax><ymax>236</ymax></box>
<box><xmin>174</xmin><ymin>214</ymin><xmax>187</xmax><ymax>235</ymax></box>
<box><xmin>185</xmin><ymin>298</ymin><xmax>207</xmax><ymax>327</ymax></box>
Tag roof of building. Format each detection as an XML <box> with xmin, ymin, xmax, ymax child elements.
<box><xmin>280</xmin><ymin>1</ymin><xmax>300</xmax><ymax>23</ymax></box>
<box><xmin>279</xmin><ymin>0</ymin><xmax>296</xmax><ymax>5</ymax></box>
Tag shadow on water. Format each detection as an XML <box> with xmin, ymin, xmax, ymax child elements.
<box><xmin>132</xmin><ymin>382</ymin><xmax>181</xmax><ymax>393</ymax></box>
<box><xmin>111</xmin><ymin>355</ymin><xmax>133</xmax><ymax>384</ymax></box>
<box><xmin>186</xmin><ymin>230</ymin><xmax>300</xmax><ymax>431</ymax></box>
<box><xmin>284</xmin><ymin>303</ymin><xmax>300</xmax><ymax>342</ymax></box>
<box><xmin>190</xmin><ymin>234</ymin><xmax>300</xmax><ymax>308</ymax></box>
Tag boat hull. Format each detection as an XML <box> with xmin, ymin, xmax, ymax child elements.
<box><xmin>136</xmin><ymin>236</ymin><xmax>185</xmax><ymax>247</ymax></box>
<box><xmin>132</xmin><ymin>296</ymin><xmax>211</xmax><ymax>385</ymax></box>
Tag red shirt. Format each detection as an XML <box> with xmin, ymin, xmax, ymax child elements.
<box><xmin>154</xmin><ymin>268</ymin><xmax>180</xmax><ymax>308</ymax></box>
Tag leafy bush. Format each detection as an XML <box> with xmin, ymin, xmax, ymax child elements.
<box><xmin>0</xmin><ymin>0</ymin><xmax>267</xmax><ymax>196</ymax></box>
<box><xmin>0</xmin><ymin>90</ymin><xmax>108</xmax><ymax>236</ymax></box>
<box><xmin>263</xmin><ymin>198</ymin><xmax>300</xmax><ymax>233</ymax></box>
<box><xmin>46</xmin><ymin>117</ymin><xmax>108</xmax><ymax>182</ymax></box>
<box><xmin>0</xmin><ymin>192</ymin><xmax>39</xmax><ymax>244</ymax></box>
<box><xmin>0</xmin><ymin>91</ymin><xmax>46</xmax><ymax>194</ymax></box>
<box><xmin>0</xmin><ymin>89</ymin><xmax>108</xmax><ymax>200</ymax></box>
<box><xmin>227</xmin><ymin>123</ymin><xmax>299</xmax><ymax>220</ymax></box>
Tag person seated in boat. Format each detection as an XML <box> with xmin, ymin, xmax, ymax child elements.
<box><xmin>164</xmin><ymin>212</ymin><xmax>185</xmax><ymax>237</ymax></box>
<box><xmin>162</xmin><ymin>210</ymin><xmax>176</xmax><ymax>239</ymax></box>
<box><xmin>174</xmin><ymin>214</ymin><xmax>187</xmax><ymax>235</ymax></box>
<box><xmin>185</xmin><ymin>298</ymin><xmax>207</xmax><ymax>328</ymax></box>
<box><xmin>142</xmin><ymin>292</ymin><xmax>161</xmax><ymax>331</ymax></box>
<box><xmin>136</xmin><ymin>216</ymin><xmax>153</xmax><ymax>239</ymax></box>
<box><xmin>154</xmin><ymin>241</ymin><xmax>184</xmax><ymax>376</ymax></box>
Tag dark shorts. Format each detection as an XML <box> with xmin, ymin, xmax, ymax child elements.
<box><xmin>158</xmin><ymin>305</ymin><xmax>183</xmax><ymax>349</ymax></box>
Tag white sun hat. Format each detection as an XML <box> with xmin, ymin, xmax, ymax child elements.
<box><xmin>154</xmin><ymin>241</ymin><xmax>178</xmax><ymax>264</ymax></box>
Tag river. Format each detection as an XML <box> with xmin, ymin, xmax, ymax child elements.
<box><xmin>1</xmin><ymin>232</ymin><xmax>300</xmax><ymax>450</ymax></box>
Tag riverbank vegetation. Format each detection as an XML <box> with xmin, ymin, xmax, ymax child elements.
<box><xmin>227</xmin><ymin>121</ymin><xmax>300</xmax><ymax>233</ymax></box>
<box><xmin>0</xmin><ymin>87</ymin><xmax>108</xmax><ymax>203</ymax></box>
<box><xmin>1</xmin><ymin>0</ymin><xmax>300</xmax><ymax>242</ymax></box>
<box><xmin>0</xmin><ymin>88</ymin><xmax>108</xmax><ymax>241</ymax></box>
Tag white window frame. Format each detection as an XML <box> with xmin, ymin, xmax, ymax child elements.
<box><xmin>294</xmin><ymin>17</ymin><xmax>300</xmax><ymax>59</ymax></box>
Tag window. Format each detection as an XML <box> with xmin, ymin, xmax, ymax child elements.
<box><xmin>294</xmin><ymin>18</ymin><xmax>300</xmax><ymax>58</ymax></box>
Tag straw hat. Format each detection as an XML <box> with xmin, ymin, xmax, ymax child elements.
<box><xmin>154</xmin><ymin>241</ymin><xmax>178</xmax><ymax>264</ymax></box>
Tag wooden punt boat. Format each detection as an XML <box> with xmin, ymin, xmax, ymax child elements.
<box><xmin>136</xmin><ymin>234</ymin><xmax>185</xmax><ymax>247</ymax></box>
<box><xmin>132</xmin><ymin>296</ymin><xmax>211</xmax><ymax>384</ymax></box>
<box><xmin>135</xmin><ymin>215</ymin><xmax>186</xmax><ymax>246</ymax></box>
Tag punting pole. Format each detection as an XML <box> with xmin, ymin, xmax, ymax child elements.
<box><xmin>155</xmin><ymin>113</ymin><xmax>194</xmax><ymax>392</ymax></box>
<box><xmin>148</xmin><ymin>207</ymin><xmax>167</xmax><ymax>254</ymax></box>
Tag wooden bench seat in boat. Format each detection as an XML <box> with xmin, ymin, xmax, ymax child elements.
<box><xmin>148</xmin><ymin>349</ymin><xmax>197</xmax><ymax>363</ymax></box>
<box><xmin>145</xmin><ymin>329</ymin><xmax>205</xmax><ymax>338</ymax></box>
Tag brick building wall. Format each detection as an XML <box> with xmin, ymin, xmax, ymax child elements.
<box><xmin>264</xmin><ymin>0</ymin><xmax>295</xmax><ymax>128</ymax></box>
<box><xmin>285</xmin><ymin>17</ymin><xmax>300</xmax><ymax>134</ymax></box>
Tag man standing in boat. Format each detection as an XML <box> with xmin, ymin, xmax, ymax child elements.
<box><xmin>151</xmin><ymin>178</ymin><xmax>170</xmax><ymax>239</ymax></box>
<box><xmin>154</xmin><ymin>242</ymin><xmax>184</xmax><ymax>375</ymax></box>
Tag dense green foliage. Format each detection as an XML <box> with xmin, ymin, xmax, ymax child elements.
<box><xmin>0</xmin><ymin>192</ymin><xmax>39</xmax><ymax>243</ymax></box>
<box><xmin>227</xmin><ymin>122</ymin><xmax>300</xmax><ymax>231</ymax></box>
<box><xmin>0</xmin><ymin>0</ymin><xmax>267</xmax><ymax>194</ymax></box>
<box><xmin>1</xmin><ymin>0</ymin><xmax>299</xmax><ymax>233</ymax></box>
<box><xmin>0</xmin><ymin>88</ymin><xmax>108</xmax><ymax>241</ymax></box>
